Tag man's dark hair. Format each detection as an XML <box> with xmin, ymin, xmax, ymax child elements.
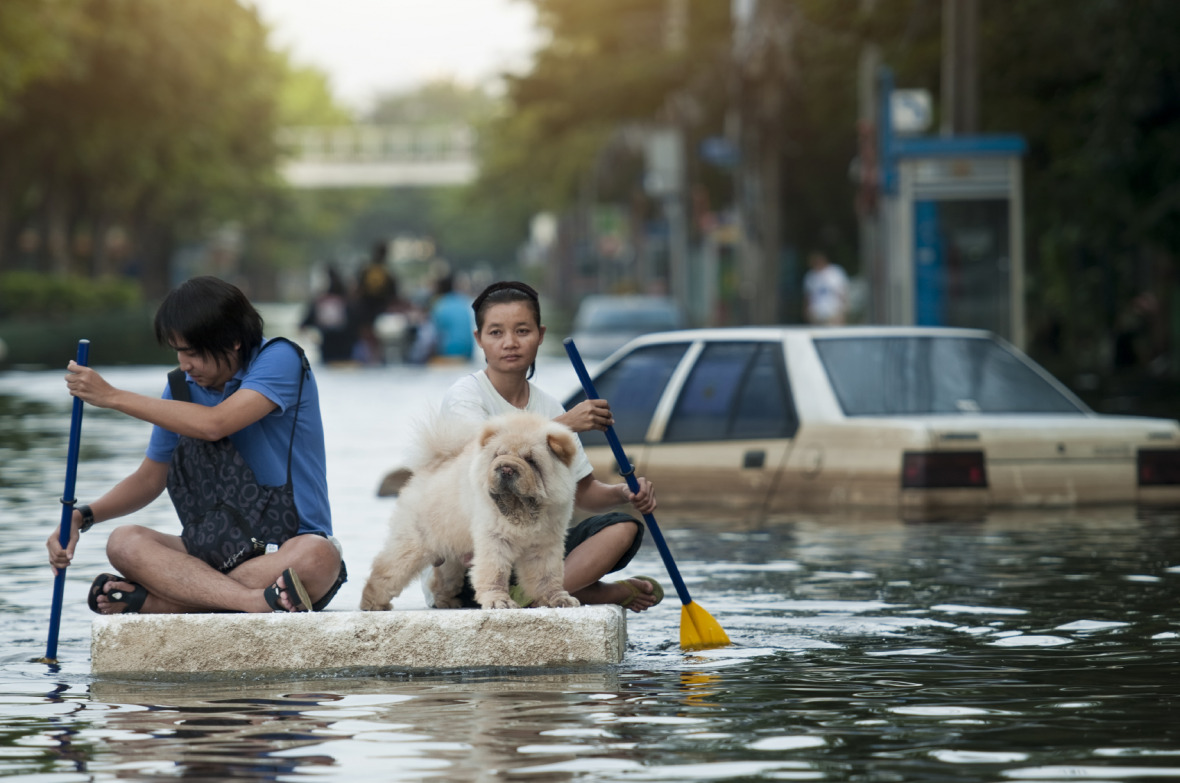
<box><xmin>154</xmin><ymin>276</ymin><xmax>263</xmax><ymax>370</ymax></box>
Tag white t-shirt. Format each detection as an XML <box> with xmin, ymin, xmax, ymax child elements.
<box><xmin>440</xmin><ymin>370</ymin><xmax>594</xmax><ymax>482</ymax></box>
<box><xmin>804</xmin><ymin>263</ymin><xmax>850</xmax><ymax>325</ymax></box>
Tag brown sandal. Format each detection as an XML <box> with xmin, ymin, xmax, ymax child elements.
<box><xmin>263</xmin><ymin>568</ymin><xmax>313</xmax><ymax>612</ymax></box>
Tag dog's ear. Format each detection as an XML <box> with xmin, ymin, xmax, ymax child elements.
<box><xmin>479</xmin><ymin>420</ymin><xmax>501</xmax><ymax>449</ymax></box>
<box><xmin>547</xmin><ymin>428</ymin><xmax>578</xmax><ymax>467</ymax></box>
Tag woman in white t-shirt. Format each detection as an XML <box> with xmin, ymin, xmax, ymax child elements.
<box><xmin>437</xmin><ymin>281</ymin><xmax>664</xmax><ymax>612</ymax></box>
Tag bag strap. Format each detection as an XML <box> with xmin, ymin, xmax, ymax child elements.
<box><xmin>167</xmin><ymin>367</ymin><xmax>190</xmax><ymax>402</ymax></box>
<box><xmin>256</xmin><ymin>337</ymin><xmax>309</xmax><ymax>486</ymax></box>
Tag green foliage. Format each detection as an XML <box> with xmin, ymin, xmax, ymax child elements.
<box><xmin>0</xmin><ymin>0</ymin><xmax>83</xmax><ymax>118</ymax></box>
<box><xmin>277</xmin><ymin>58</ymin><xmax>354</xmax><ymax>126</ymax></box>
<box><xmin>0</xmin><ymin>272</ymin><xmax>141</xmax><ymax>319</ymax></box>
<box><xmin>477</xmin><ymin>0</ymin><xmax>732</xmax><ymax>213</ymax></box>
<box><xmin>0</xmin><ymin>305</ymin><xmax>171</xmax><ymax>368</ymax></box>
<box><xmin>0</xmin><ymin>0</ymin><xmax>285</xmax><ymax>292</ymax></box>
<box><xmin>368</xmin><ymin>78</ymin><xmax>498</xmax><ymax>125</ymax></box>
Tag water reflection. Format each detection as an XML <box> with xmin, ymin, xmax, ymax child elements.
<box><xmin>84</xmin><ymin>676</ymin><xmax>650</xmax><ymax>780</ymax></box>
<box><xmin>1</xmin><ymin>362</ymin><xmax>1179</xmax><ymax>781</ymax></box>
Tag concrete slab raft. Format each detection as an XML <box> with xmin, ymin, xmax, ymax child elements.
<box><xmin>91</xmin><ymin>606</ymin><xmax>626</xmax><ymax>677</ymax></box>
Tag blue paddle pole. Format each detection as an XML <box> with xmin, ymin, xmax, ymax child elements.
<box><xmin>40</xmin><ymin>339</ymin><xmax>90</xmax><ymax>664</ymax></box>
<box><xmin>563</xmin><ymin>337</ymin><xmax>729</xmax><ymax>649</ymax></box>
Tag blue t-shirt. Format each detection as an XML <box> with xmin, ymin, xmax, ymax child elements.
<box><xmin>146</xmin><ymin>339</ymin><xmax>332</xmax><ymax>535</ymax></box>
<box><xmin>430</xmin><ymin>292</ymin><xmax>475</xmax><ymax>358</ymax></box>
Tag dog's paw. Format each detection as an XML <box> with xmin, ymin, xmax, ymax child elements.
<box><xmin>433</xmin><ymin>595</ymin><xmax>464</xmax><ymax>609</ymax></box>
<box><xmin>360</xmin><ymin>600</ymin><xmax>392</xmax><ymax>611</ymax></box>
<box><xmin>359</xmin><ymin>586</ymin><xmax>392</xmax><ymax>611</ymax></box>
<box><xmin>538</xmin><ymin>592</ymin><xmax>581</xmax><ymax>609</ymax></box>
<box><xmin>478</xmin><ymin>591</ymin><xmax>518</xmax><ymax>610</ymax></box>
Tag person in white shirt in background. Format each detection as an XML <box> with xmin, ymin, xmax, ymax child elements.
<box><xmin>803</xmin><ymin>250</ymin><xmax>850</xmax><ymax>326</ymax></box>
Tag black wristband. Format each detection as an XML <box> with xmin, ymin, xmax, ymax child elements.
<box><xmin>77</xmin><ymin>504</ymin><xmax>95</xmax><ymax>533</ymax></box>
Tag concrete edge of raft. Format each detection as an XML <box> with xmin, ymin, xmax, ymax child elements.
<box><xmin>91</xmin><ymin>605</ymin><xmax>628</xmax><ymax>677</ymax></box>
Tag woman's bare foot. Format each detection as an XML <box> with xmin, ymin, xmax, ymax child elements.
<box><xmin>573</xmin><ymin>576</ymin><xmax>665</xmax><ymax>613</ymax></box>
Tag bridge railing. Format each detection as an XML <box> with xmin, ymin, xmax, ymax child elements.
<box><xmin>278</xmin><ymin>125</ymin><xmax>476</xmax><ymax>163</ymax></box>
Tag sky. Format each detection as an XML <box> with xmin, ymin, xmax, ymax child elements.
<box><xmin>248</xmin><ymin>0</ymin><xmax>540</xmax><ymax>112</ymax></box>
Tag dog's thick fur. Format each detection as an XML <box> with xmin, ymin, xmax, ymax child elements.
<box><xmin>360</xmin><ymin>411</ymin><xmax>581</xmax><ymax>611</ymax></box>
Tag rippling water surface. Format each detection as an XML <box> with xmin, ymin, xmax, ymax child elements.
<box><xmin>2</xmin><ymin>356</ymin><xmax>1179</xmax><ymax>782</ymax></box>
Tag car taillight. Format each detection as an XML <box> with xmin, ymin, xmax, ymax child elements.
<box><xmin>1137</xmin><ymin>449</ymin><xmax>1180</xmax><ymax>486</ymax></box>
<box><xmin>902</xmin><ymin>451</ymin><xmax>988</xmax><ymax>489</ymax></box>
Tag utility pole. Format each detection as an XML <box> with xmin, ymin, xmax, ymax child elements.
<box><xmin>662</xmin><ymin>0</ymin><xmax>690</xmax><ymax>309</ymax></box>
<box><xmin>941</xmin><ymin>0</ymin><xmax>979</xmax><ymax>136</ymax></box>
<box><xmin>730</xmin><ymin>0</ymin><xmax>794</xmax><ymax>325</ymax></box>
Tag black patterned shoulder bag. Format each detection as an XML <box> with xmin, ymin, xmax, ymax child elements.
<box><xmin>165</xmin><ymin>338</ymin><xmax>310</xmax><ymax>573</ymax></box>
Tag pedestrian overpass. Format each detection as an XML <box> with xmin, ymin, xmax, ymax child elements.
<box><xmin>279</xmin><ymin>124</ymin><xmax>477</xmax><ymax>188</ymax></box>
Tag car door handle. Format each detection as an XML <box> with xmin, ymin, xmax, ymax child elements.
<box><xmin>743</xmin><ymin>450</ymin><xmax>766</xmax><ymax>469</ymax></box>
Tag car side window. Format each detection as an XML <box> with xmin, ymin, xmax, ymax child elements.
<box><xmin>731</xmin><ymin>343</ymin><xmax>798</xmax><ymax>439</ymax></box>
<box><xmin>664</xmin><ymin>342</ymin><xmax>798</xmax><ymax>442</ymax></box>
<box><xmin>565</xmin><ymin>342</ymin><xmax>690</xmax><ymax>446</ymax></box>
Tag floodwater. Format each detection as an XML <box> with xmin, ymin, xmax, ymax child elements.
<box><xmin>2</xmin><ymin>353</ymin><xmax>1179</xmax><ymax>782</ymax></box>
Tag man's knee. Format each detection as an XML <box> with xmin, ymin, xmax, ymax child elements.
<box><xmin>281</xmin><ymin>534</ymin><xmax>343</xmax><ymax>584</ymax></box>
<box><xmin>105</xmin><ymin>524</ymin><xmax>152</xmax><ymax>564</ymax></box>
<box><xmin>285</xmin><ymin>532</ymin><xmax>340</xmax><ymax>561</ymax></box>
<box><xmin>284</xmin><ymin>534</ymin><xmax>346</xmax><ymax>606</ymax></box>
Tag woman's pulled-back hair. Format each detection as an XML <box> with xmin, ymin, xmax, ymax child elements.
<box><xmin>471</xmin><ymin>281</ymin><xmax>542</xmax><ymax>379</ymax></box>
<box><xmin>154</xmin><ymin>276</ymin><xmax>263</xmax><ymax>370</ymax></box>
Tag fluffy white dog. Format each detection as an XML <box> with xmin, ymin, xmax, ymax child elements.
<box><xmin>360</xmin><ymin>411</ymin><xmax>581</xmax><ymax>611</ymax></box>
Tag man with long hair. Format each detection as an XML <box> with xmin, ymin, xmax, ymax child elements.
<box><xmin>47</xmin><ymin>276</ymin><xmax>346</xmax><ymax>614</ymax></box>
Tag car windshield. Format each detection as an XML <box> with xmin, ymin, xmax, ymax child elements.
<box><xmin>814</xmin><ymin>335</ymin><xmax>1086</xmax><ymax>416</ymax></box>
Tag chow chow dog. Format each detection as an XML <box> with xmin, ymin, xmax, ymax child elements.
<box><xmin>360</xmin><ymin>411</ymin><xmax>581</xmax><ymax>611</ymax></box>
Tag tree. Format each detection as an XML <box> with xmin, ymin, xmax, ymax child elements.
<box><xmin>0</xmin><ymin>0</ymin><xmax>283</xmax><ymax>297</ymax></box>
<box><xmin>0</xmin><ymin>1</ymin><xmax>82</xmax><ymax>118</ymax></box>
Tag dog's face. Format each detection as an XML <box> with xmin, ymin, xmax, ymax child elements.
<box><xmin>478</xmin><ymin>413</ymin><xmax>578</xmax><ymax>518</ymax></box>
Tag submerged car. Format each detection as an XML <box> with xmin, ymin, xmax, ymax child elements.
<box><xmin>563</xmin><ymin>326</ymin><xmax>1180</xmax><ymax>519</ymax></box>
<box><xmin>567</xmin><ymin>295</ymin><xmax>687</xmax><ymax>359</ymax></box>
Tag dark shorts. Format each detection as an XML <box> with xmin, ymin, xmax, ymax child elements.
<box><xmin>564</xmin><ymin>511</ymin><xmax>645</xmax><ymax>570</ymax></box>
<box><xmin>313</xmin><ymin>558</ymin><xmax>348</xmax><ymax>611</ymax></box>
<box><xmin>455</xmin><ymin>511</ymin><xmax>644</xmax><ymax>608</ymax></box>
<box><xmin>300</xmin><ymin>531</ymin><xmax>348</xmax><ymax>611</ymax></box>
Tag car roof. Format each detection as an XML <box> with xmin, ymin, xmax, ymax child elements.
<box><xmin>620</xmin><ymin>325</ymin><xmax>996</xmax><ymax>346</ymax></box>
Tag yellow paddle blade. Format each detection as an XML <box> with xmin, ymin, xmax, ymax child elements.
<box><xmin>680</xmin><ymin>601</ymin><xmax>731</xmax><ymax>650</ymax></box>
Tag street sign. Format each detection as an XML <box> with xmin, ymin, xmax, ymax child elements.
<box><xmin>891</xmin><ymin>89</ymin><xmax>933</xmax><ymax>134</ymax></box>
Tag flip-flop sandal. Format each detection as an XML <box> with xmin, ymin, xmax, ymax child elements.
<box><xmin>263</xmin><ymin>568</ymin><xmax>314</xmax><ymax>612</ymax></box>
<box><xmin>88</xmin><ymin>573</ymin><xmax>148</xmax><ymax>615</ymax></box>
<box><xmin>615</xmin><ymin>575</ymin><xmax>665</xmax><ymax>609</ymax></box>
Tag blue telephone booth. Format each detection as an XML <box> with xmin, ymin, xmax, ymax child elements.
<box><xmin>876</xmin><ymin>68</ymin><xmax>1028</xmax><ymax>348</ymax></box>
